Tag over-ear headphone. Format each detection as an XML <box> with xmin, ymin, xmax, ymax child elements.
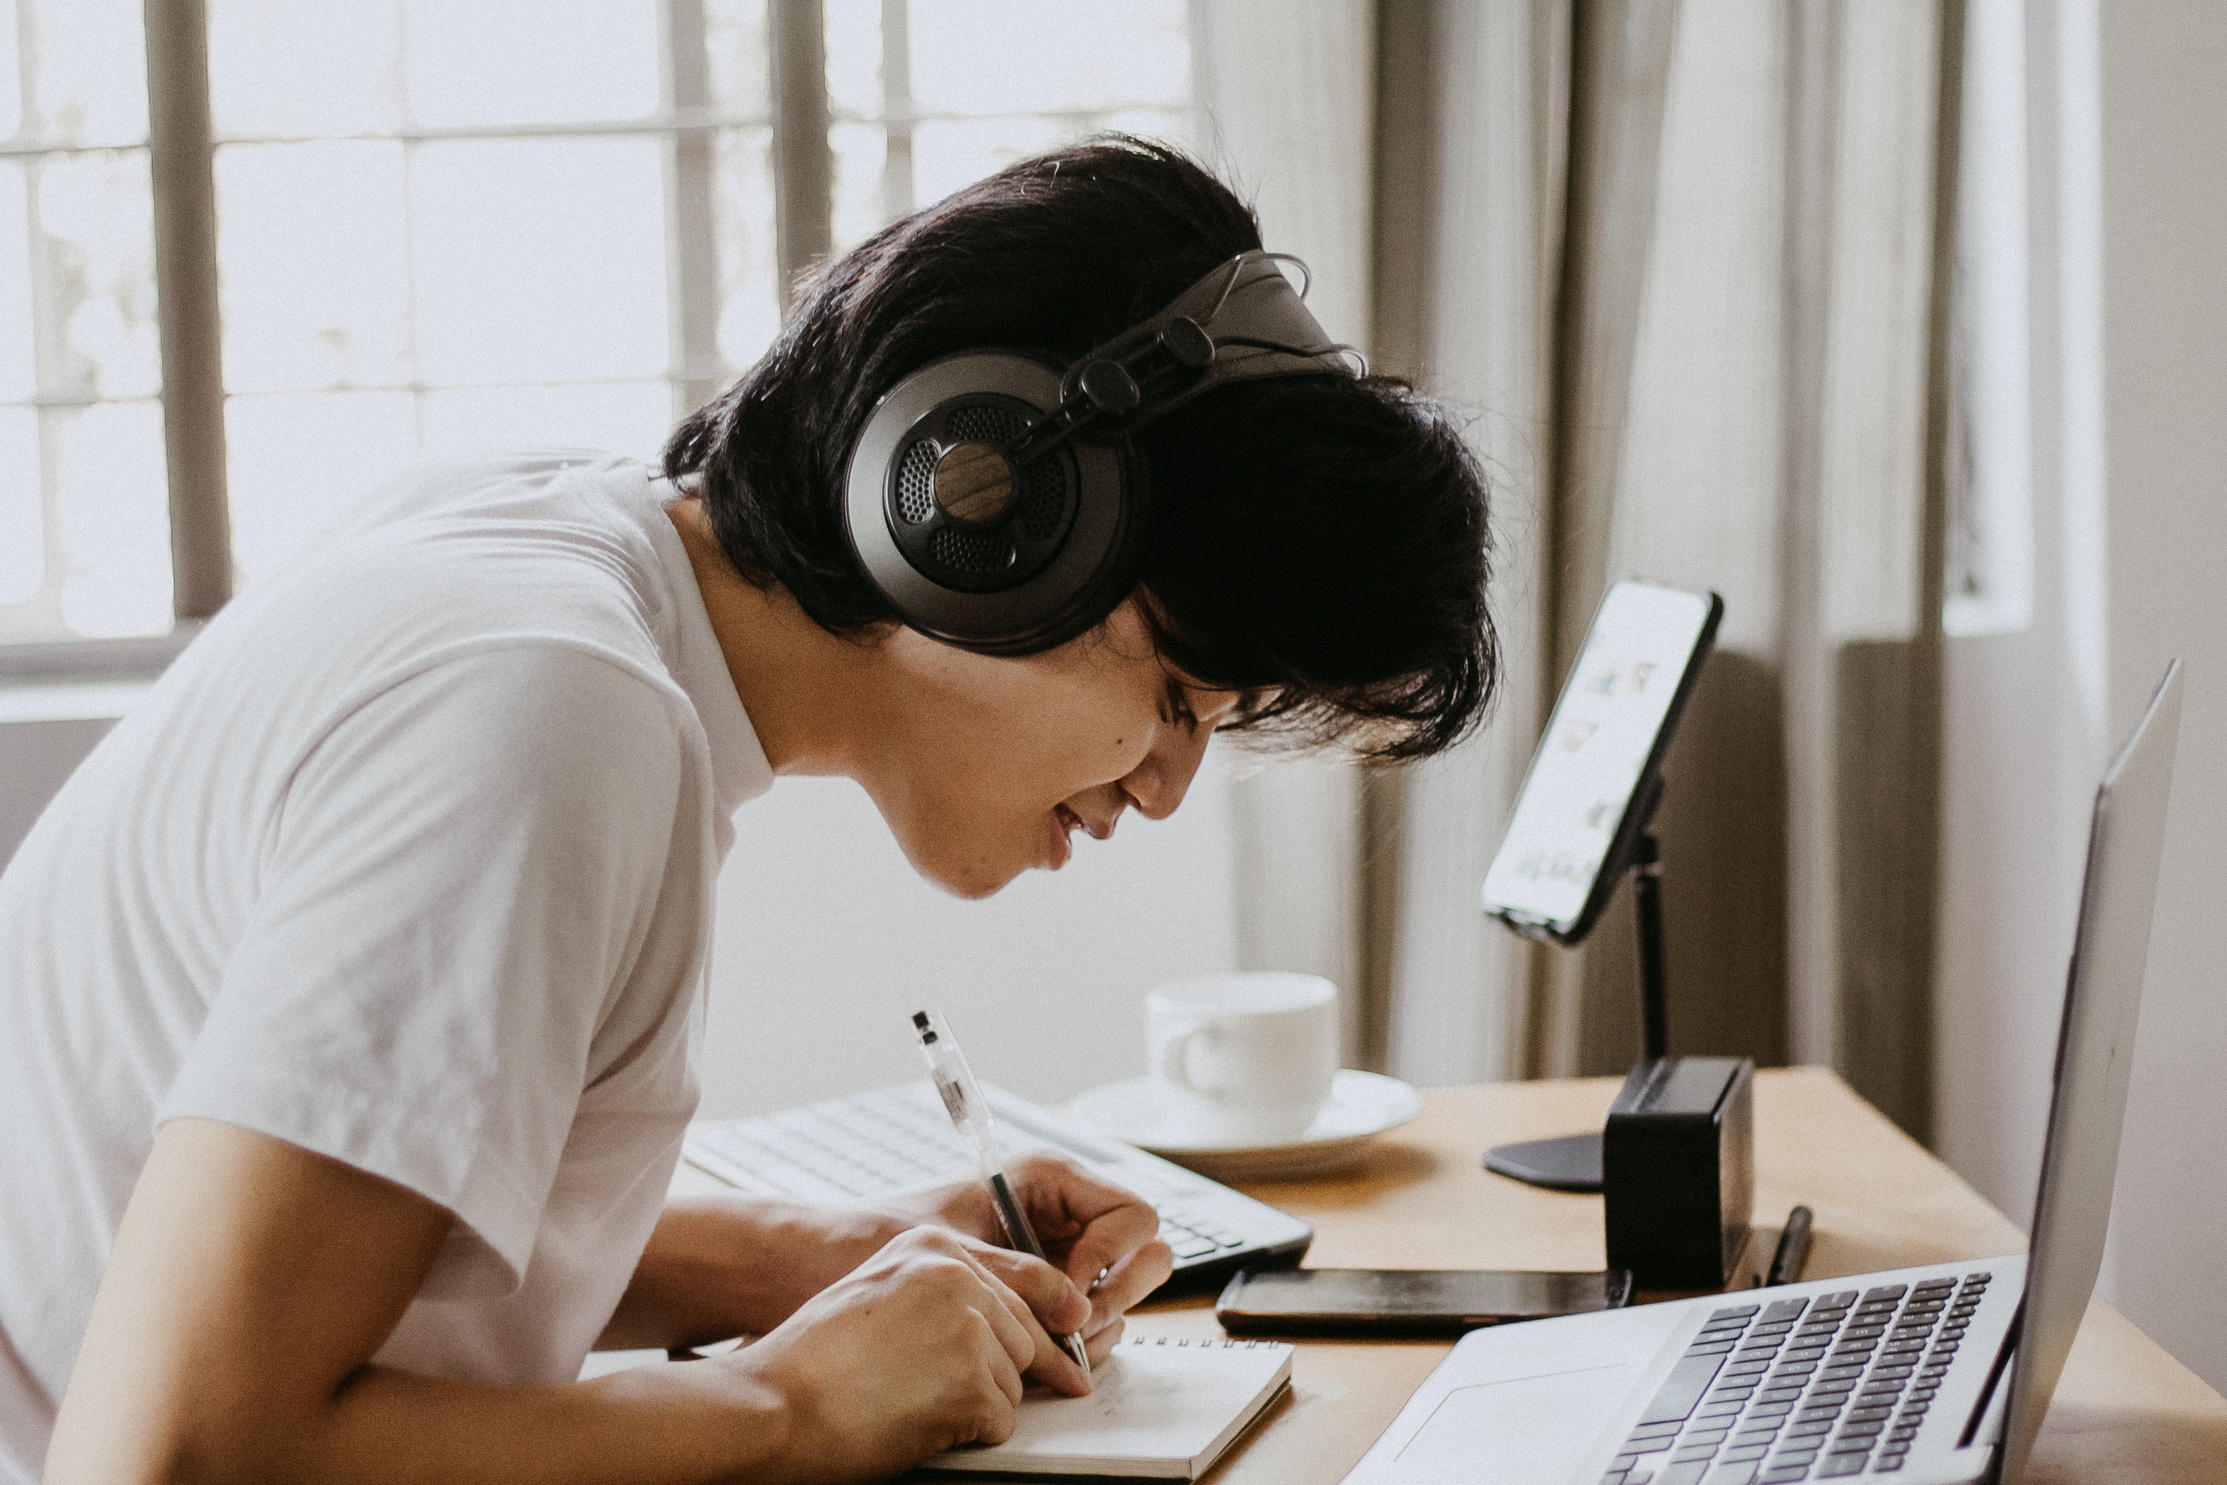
<box><xmin>841</xmin><ymin>251</ymin><xmax>1362</xmax><ymax>655</ymax></box>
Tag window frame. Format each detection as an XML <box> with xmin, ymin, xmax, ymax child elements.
<box><xmin>7</xmin><ymin>0</ymin><xmax>1185</xmax><ymax>673</ymax></box>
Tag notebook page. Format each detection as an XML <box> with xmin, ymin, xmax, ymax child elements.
<box><xmin>916</xmin><ymin>1335</ymin><xmax>1295</xmax><ymax>1480</ymax></box>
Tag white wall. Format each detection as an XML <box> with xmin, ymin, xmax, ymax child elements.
<box><xmin>2090</xmin><ymin>0</ymin><xmax>2227</xmax><ymax>1395</ymax></box>
<box><xmin>1937</xmin><ymin>0</ymin><xmax>2227</xmax><ymax>1397</ymax></box>
<box><xmin>695</xmin><ymin>748</ymin><xmax>1240</xmax><ymax>1119</ymax></box>
<box><xmin>1933</xmin><ymin>0</ymin><xmax>2109</xmax><ymax>1235</ymax></box>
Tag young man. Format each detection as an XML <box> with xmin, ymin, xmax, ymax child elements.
<box><xmin>3</xmin><ymin>141</ymin><xmax>1496</xmax><ymax>1483</ymax></box>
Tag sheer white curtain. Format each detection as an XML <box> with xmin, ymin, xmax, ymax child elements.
<box><xmin>1213</xmin><ymin>1</ymin><xmax>1958</xmax><ymax>1131</ymax></box>
<box><xmin>1189</xmin><ymin>0</ymin><xmax>1379</xmax><ymax>1061</ymax></box>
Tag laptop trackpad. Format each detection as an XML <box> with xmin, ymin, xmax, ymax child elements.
<box><xmin>1393</xmin><ymin>1361</ymin><xmax>1634</xmax><ymax>1482</ymax></box>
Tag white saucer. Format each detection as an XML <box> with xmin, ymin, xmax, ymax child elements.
<box><xmin>1066</xmin><ymin>1069</ymin><xmax>1424</xmax><ymax>1181</ymax></box>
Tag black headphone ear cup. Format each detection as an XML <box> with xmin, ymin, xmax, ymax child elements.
<box><xmin>844</xmin><ymin>352</ymin><xmax>1146</xmax><ymax>656</ymax></box>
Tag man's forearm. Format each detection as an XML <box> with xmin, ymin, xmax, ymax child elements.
<box><xmin>253</xmin><ymin>1358</ymin><xmax>794</xmax><ymax>1485</ymax></box>
<box><xmin>599</xmin><ymin>1194</ymin><xmax>906</xmax><ymax>1351</ymax></box>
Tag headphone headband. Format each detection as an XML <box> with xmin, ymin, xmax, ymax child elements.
<box><xmin>842</xmin><ymin>249</ymin><xmax>1360</xmax><ymax>655</ymax></box>
<box><xmin>1071</xmin><ymin>251</ymin><xmax>1361</xmax><ymax>418</ymax></box>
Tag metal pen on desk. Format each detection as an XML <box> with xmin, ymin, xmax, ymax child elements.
<box><xmin>911</xmin><ymin>1009</ymin><xmax>1093</xmax><ymax>1373</ymax></box>
<box><xmin>1767</xmin><ymin>1204</ymin><xmax>1814</xmax><ymax>1286</ymax></box>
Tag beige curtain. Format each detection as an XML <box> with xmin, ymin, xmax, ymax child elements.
<box><xmin>1191</xmin><ymin>0</ymin><xmax>1380</xmax><ymax>1063</ymax></box>
<box><xmin>1204</xmin><ymin>0</ymin><xmax>1957</xmax><ymax>1136</ymax></box>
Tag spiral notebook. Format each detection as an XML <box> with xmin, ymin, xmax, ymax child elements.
<box><xmin>914</xmin><ymin>1335</ymin><xmax>1295</xmax><ymax>1481</ymax></box>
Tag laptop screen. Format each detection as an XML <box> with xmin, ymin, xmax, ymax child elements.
<box><xmin>1993</xmin><ymin>660</ymin><xmax>2181</xmax><ymax>1482</ymax></box>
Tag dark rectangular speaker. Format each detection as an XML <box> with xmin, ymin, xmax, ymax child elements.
<box><xmin>1603</xmin><ymin>1056</ymin><xmax>1754</xmax><ymax>1289</ymax></box>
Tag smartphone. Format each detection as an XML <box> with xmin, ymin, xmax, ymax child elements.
<box><xmin>1479</xmin><ymin>579</ymin><xmax>1722</xmax><ymax>944</ymax></box>
<box><xmin>1214</xmin><ymin>1267</ymin><xmax>1634</xmax><ymax>1339</ymax></box>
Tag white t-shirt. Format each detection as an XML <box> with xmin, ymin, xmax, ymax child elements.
<box><xmin>0</xmin><ymin>451</ymin><xmax>771</xmax><ymax>1481</ymax></box>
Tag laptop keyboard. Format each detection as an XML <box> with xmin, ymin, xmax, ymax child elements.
<box><xmin>1600</xmin><ymin>1270</ymin><xmax>1992</xmax><ymax>1484</ymax></box>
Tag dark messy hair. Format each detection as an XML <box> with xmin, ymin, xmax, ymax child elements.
<box><xmin>663</xmin><ymin>137</ymin><xmax>1496</xmax><ymax>761</ymax></box>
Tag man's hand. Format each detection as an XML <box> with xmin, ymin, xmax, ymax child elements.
<box><xmin>611</xmin><ymin>1151</ymin><xmax>1174</xmax><ymax>1384</ymax></box>
<box><xmin>879</xmin><ymin>1151</ymin><xmax>1174</xmax><ymax>1366</ymax></box>
<box><xmin>716</xmin><ymin>1225</ymin><xmax>1058</xmax><ymax>1482</ymax></box>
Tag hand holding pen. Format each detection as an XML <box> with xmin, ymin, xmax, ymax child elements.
<box><xmin>913</xmin><ymin>1010</ymin><xmax>1095</xmax><ymax>1373</ymax></box>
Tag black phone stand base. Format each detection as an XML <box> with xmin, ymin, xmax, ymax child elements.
<box><xmin>1480</xmin><ymin>1131</ymin><xmax>1603</xmax><ymax>1192</ymax></box>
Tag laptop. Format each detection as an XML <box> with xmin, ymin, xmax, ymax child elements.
<box><xmin>1345</xmin><ymin>661</ymin><xmax>2183</xmax><ymax>1485</ymax></box>
<box><xmin>683</xmin><ymin>1078</ymin><xmax>1314</xmax><ymax>1294</ymax></box>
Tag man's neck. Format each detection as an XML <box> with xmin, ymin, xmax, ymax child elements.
<box><xmin>663</xmin><ymin>497</ymin><xmax>880</xmax><ymax>778</ymax></box>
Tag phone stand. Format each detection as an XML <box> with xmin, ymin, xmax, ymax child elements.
<box><xmin>1482</xmin><ymin>830</ymin><xmax>1669</xmax><ymax>1194</ymax></box>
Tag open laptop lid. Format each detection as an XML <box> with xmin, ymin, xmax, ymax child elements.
<box><xmin>1994</xmin><ymin>660</ymin><xmax>2182</xmax><ymax>1483</ymax></box>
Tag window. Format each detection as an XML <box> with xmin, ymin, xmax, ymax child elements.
<box><xmin>0</xmin><ymin>0</ymin><xmax>1194</xmax><ymax>648</ymax></box>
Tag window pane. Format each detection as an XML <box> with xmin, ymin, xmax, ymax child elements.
<box><xmin>224</xmin><ymin>390</ymin><xmax>418</xmax><ymax>586</ymax></box>
<box><xmin>704</xmin><ymin>0</ymin><xmax>772</xmax><ymax>119</ymax></box>
<box><xmin>53</xmin><ymin>400</ymin><xmax>169</xmax><ymax>637</ymax></box>
<box><xmin>0</xmin><ymin>407</ymin><xmax>39</xmax><ymax>606</ymax></box>
<box><xmin>0</xmin><ymin>0</ymin><xmax>22</xmax><ymax>141</ymax></box>
<box><xmin>712</xmin><ymin>127</ymin><xmax>779</xmax><ymax>371</ymax></box>
<box><xmin>823</xmin><ymin>0</ymin><xmax>881</xmax><ymax>117</ymax></box>
<box><xmin>207</xmin><ymin>0</ymin><xmax>403</xmax><ymax>138</ymax></box>
<box><xmin>26</xmin><ymin>0</ymin><xmax>148</xmax><ymax>147</ymax></box>
<box><xmin>402</xmin><ymin>0</ymin><xmax>663</xmax><ymax>130</ymax></box>
<box><xmin>409</xmin><ymin>136</ymin><xmax>671</xmax><ymax>387</ymax></box>
<box><xmin>0</xmin><ymin>163</ymin><xmax>33</xmax><ymax>401</ymax></box>
<box><xmin>912</xmin><ymin>116</ymin><xmax>1065</xmax><ymax>209</ymax></box>
<box><xmin>418</xmin><ymin>381</ymin><xmax>673</xmax><ymax>462</ymax></box>
<box><xmin>39</xmin><ymin>149</ymin><xmax>160</xmax><ymax>400</ymax></box>
<box><xmin>216</xmin><ymin>140</ymin><xmax>412</xmax><ymax>394</ymax></box>
<box><xmin>906</xmin><ymin>0</ymin><xmax>1188</xmax><ymax>116</ymax></box>
<box><xmin>829</xmin><ymin>119</ymin><xmax>885</xmax><ymax>253</ymax></box>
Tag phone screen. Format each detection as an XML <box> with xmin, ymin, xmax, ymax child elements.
<box><xmin>1480</xmin><ymin>580</ymin><xmax>1719</xmax><ymax>941</ymax></box>
<box><xmin>1216</xmin><ymin>1268</ymin><xmax>1633</xmax><ymax>1338</ymax></box>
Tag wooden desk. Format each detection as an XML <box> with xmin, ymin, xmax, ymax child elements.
<box><xmin>1107</xmin><ymin>1068</ymin><xmax>2227</xmax><ymax>1484</ymax></box>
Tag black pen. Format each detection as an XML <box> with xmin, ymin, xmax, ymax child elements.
<box><xmin>913</xmin><ymin>1010</ymin><xmax>1093</xmax><ymax>1372</ymax></box>
<box><xmin>1767</xmin><ymin>1205</ymin><xmax>1814</xmax><ymax>1286</ymax></box>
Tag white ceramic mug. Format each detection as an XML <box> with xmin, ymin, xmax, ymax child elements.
<box><xmin>1145</xmin><ymin>971</ymin><xmax>1338</xmax><ymax>1146</ymax></box>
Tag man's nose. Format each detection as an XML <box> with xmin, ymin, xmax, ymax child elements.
<box><xmin>1124</xmin><ymin>726</ymin><xmax>1213</xmax><ymax>821</ymax></box>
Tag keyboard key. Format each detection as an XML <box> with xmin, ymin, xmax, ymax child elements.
<box><xmin>1659</xmin><ymin>1462</ymin><xmax>1714</xmax><ymax>1485</ymax></box>
<box><xmin>1758</xmin><ymin>1469</ymin><xmax>1813</xmax><ymax>1484</ymax></box>
<box><xmin>1817</xmin><ymin>1456</ymin><xmax>1868</xmax><ymax>1477</ymax></box>
<box><xmin>1713</xmin><ymin>1305</ymin><xmax>1764</xmax><ymax>1320</ymax></box>
<box><xmin>1683</xmin><ymin>1429</ymin><xmax>1731</xmax><ymax>1447</ymax></box>
<box><xmin>1721</xmin><ymin>1442</ymin><xmax>1772</xmax><ymax>1460</ymax></box>
<box><xmin>1641</xmin><ymin>1351</ymin><xmax>1735</xmax><ymax>1425</ymax></box>
<box><xmin>1707</xmin><ymin>1464</ymin><xmax>1760</xmax><ymax>1485</ymax></box>
<box><xmin>1673</xmin><ymin>1447</ymin><xmax>1723</xmax><ymax>1465</ymax></box>
<box><xmin>1630</xmin><ymin>1421</ymin><xmax>1685</xmax><ymax>1440</ymax></box>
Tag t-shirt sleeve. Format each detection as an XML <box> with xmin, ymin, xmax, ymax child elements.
<box><xmin>161</xmin><ymin>643</ymin><xmax>689</xmax><ymax>1297</ymax></box>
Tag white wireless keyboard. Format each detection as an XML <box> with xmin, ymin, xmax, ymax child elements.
<box><xmin>683</xmin><ymin>1080</ymin><xmax>1313</xmax><ymax>1292</ymax></box>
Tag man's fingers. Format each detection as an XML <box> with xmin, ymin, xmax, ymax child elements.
<box><xmin>947</xmin><ymin>1242</ymin><xmax>1091</xmax><ymax>1397</ymax></box>
<box><xmin>1079</xmin><ymin>1237</ymin><xmax>1173</xmax><ymax>1332</ymax></box>
<box><xmin>1057</xmin><ymin>1193</ymin><xmax>1162</xmax><ymax>1285</ymax></box>
<box><xmin>968</xmin><ymin>1245</ymin><xmax>1090</xmax><ymax>1334</ymax></box>
<box><xmin>1083</xmin><ymin>1313</ymin><xmax>1126</xmax><ymax>1365</ymax></box>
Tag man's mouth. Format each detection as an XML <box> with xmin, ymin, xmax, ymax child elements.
<box><xmin>1048</xmin><ymin>804</ymin><xmax>1085</xmax><ymax>869</ymax></box>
